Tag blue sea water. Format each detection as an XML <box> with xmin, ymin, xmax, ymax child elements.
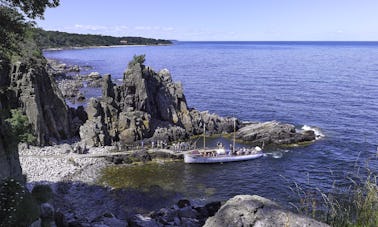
<box><xmin>44</xmin><ymin>42</ymin><xmax>378</xmax><ymax>207</ymax></box>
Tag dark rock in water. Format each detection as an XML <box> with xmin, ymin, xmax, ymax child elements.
<box><xmin>129</xmin><ymin>150</ymin><xmax>152</xmax><ymax>163</ymax></box>
<box><xmin>204</xmin><ymin>195</ymin><xmax>328</xmax><ymax>227</ymax></box>
<box><xmin>76</xmin><ymin>92</ymin><xmax>86</xmax><ymax>102</ymax></box>
<box><xmin>178</xmin><ymin>206</ymin><xmax>199</xmax><ymax>219</ymax></box>
<box><xmin>204</xmin><ymin>201</ymin><xmax>222</xmax><ymax>217</ymax></box>
<box><xmin>149</xmin><ymin>150</ymin><xmax>183</xmax><ymax>160</ymax></box>
<box><xmin>177</xmin><ymin>199</ymin><xmax>191</xmax><ymax>208</ymax></box>
<box><xmin>237</xmin><ymin>121</ymin><xmax>316</xmax><ymax>146</ymax></box>
<box><xmin>80</xmin><ymin>59</ymin><xmax>238</xmax><ymax>146</ymax></box>
<box><xmin>104</xmin><ymin>154</ymin><xmax>133</xmax><ymax>165</ymax></box>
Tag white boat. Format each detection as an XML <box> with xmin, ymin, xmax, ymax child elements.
<box><xmin>184</xmin><ymin>147</ymin><xmax>263</xmax><ymax>164</ymax></box>
<box><xmin>184</xmin><ymin>119</ymin><xmax>264</xmax><ymax>164</ymax></box>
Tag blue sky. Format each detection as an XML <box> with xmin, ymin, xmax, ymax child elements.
<box><xmin>37</xmin><ymin>0</ymin><xmax>378</xmax><ymax>41</ymax></box>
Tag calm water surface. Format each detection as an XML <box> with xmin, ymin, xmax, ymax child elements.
<box><xmin>45</xmin><ymin>42</ymin><xmax>378</xmax><ymax>208</ymax></box>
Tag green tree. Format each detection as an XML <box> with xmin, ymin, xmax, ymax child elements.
<box><xmin>0</xmin><ymin>0</ymin><xmax>60</xmax><ymax>59</ymax></box>
<box><xmin>128</xmin><ymin>54</ymin><xmax>146</xmax><ymax>67</ymax></box>
<box><xmin>5</xmin><ymin>109</ymin><xmax>36</xmax><ymax>145</ymax></box>
<box><xmin>0</xmin><ymin>0</ymin><xmax>59</xmax><ymax>19</ymax></box>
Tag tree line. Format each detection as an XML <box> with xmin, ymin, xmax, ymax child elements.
<box><xmin>32</xmin><ymin>28</ymin><xmax>172</xmax><ymax>49</ymax></box>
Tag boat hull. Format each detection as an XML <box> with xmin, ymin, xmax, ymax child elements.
<box><xmin>184</xmin><ymin>153</ymin><xmax>263</xmax><ymax>164</ymax></box>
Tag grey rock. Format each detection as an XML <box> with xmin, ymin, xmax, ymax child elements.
<box><xmin>237</xmin><ymin>121</ymin><xmax>316</xmax><ymax>145</ymax></box>
<box><xmin>178</xmin><ymin>206</ymin><xmax>199</xmax><ymax>219</ymax></box>
<box><xmin>177</xmin><ymin>199</ymin><xmax>191</xmax><ymax>208</ymax></box>
<box><xmin>55</xmin><ymin>211</ymin><xmax>68</xmax><ymax>227</ymax></box>
<box><xmin>29</xmin><ymin>218</ymin><xmax>42</xmax><ymax>227</ymax></box>
<box><xmin>128</xmin><ymin>214</ymin><xmax>161</xmax><ymax>227</ymax></box>
<box><xmin>204</xmin><ymin>195</ymin><xmax>329</xmax><ymax>227</ymax></box>
<box><xmin>180</xmin><ymin>217</ymin><xmax>201</xmax><ymax>227</ymax></box>
<box><xmin>88</xmin><ymin>72</ymin><xmax>101</xmax><ymax>79</ymax></box>
<box><xmin>77</xmin><ymin>92</ymin><xmax>86</xmax><ymax>102</ymax></box>
<box><xmin>6</xmin><ymin>61</ymin><xmax>74</xmax><ymax>145</ymax></box>
<box><xmin>92</xmin><ymin>217</ymin><xmax>127</xmax><ymax>227</ymax></box>
<box><xmin>204</xmin><ymin>201</ymin><xmax>222</xmax><ymax>217</ymax></box>
<box><xmin>79</xmin><ymin>61</ymin><xmax>237</xmax><ymax>147</ymax></box>
<box><xmin>40</xmin><ymin>203</ymin><xmax>55</xmax><ymax>219</ymax></box>
<box><xmin>0</xmin><ymin>119</ymin><xmax>24</xmax><ymax>182</ymax></box>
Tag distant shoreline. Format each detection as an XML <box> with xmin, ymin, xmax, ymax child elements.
<box><xmin>43</xmin><ymin>43</ymin><xmax>172</xmax><ymax>51</ymax></box>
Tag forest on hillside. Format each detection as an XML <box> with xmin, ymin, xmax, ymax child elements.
<box><xmin>32</xmin><ymin>28</ymin><xmax>172</xmax><ymax>49</ymax></box>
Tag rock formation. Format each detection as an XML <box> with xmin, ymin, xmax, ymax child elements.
<box><xmin>0</xmin><ymin>119</ymin><xmax>23</xmax><ymax>182</ymax></box>
<box><xmin>1</xmin><ymin>59</ymin><xmax>76</xmax><ymax>145</ymax></box>
<box><xmin>80</xmin><ymin>60</ymin><xmax>236</xmax><ymax>146</ymax></box>
<box><xmin>204</xmin><ymin>195</ymin><xmax>328</xmax><ymax>227</ymax></box>
<box><xmin>237</xmin><ymin>121</ymin><xmax>316</xmax><ymax>145</ymax></box>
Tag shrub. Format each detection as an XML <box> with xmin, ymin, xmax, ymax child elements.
<box><xmin>286</xmin><ymin>164</ymin><xmax>378</xmax><ymax>226</ymax></box>
<box><xmin>128</xmin><ymin>54</ymin><xmax>146</xmax><ymax>68</ymax></box>
<box><xmin>31</xmin><ymin>184</ymin><xmax>53</xmax><ymax>204</ymax></box>
<box><xmin>5</xmin><ymin>109</ymin><xmax>36</xmax><ymax>145</ymax></box>
<box><xmin>0</xmin><ymin>178</ymin><xmax>40</xmax><ymax>226</ymax></box>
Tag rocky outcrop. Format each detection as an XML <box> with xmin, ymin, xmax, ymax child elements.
<box><xmin>204</xmin><ymin>195</ymin><xmax>328</xmax><ymax>227</ymax></box>
<box><xmin>79</xmin><ymin>57</ymin><xmax>319</xmax><ymax>147</ymax></box>
<box><xmin>237</xmin><ymin>121</ymin><xmax>316</xmax><ymax>145</ymax></box>
<box><xmin>6</xmin><ymin>61</ymin><xmax>74</xmax><ymax>145</ymax></box>
<box><xmin>0</xmin><ymin>119</ymin><xmax>23</xmax><ymax>182</ymax></box>
<box><xmin>80</xmin><ymin>61</ymin><xmax>236</xmax><ymax>146</ymax></box>
<box><xmin>130</xmin><ymin>199</ymin><xmax>221</xmax><ymax>227</ymax></box>
<box><xmin>2</xmin><ymin>56</ymin><xmax>82</xmax><ymax>146</ymax></box>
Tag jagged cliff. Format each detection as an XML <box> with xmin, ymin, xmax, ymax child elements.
<box><xmin>79</xmin><ymin>59</ymin><xmax>316</xmax><ymax>147</ymax></box>
<box><xmin>0</xmin><ymin>119</ymin><xmax>23</xmax><ymax>182</ymax></box>
<box><xmin>80</xmin><ymin>60</ymin><xmax>237</xmax><ymax>146</ymax></box>
<box><xmin>1</xmin><ymin>57</ymin><xmax>79</xmax><ymax>146</ymax></box>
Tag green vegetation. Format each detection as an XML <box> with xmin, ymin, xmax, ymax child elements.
<box><xmin>31</xmin><ymin>184</ymin><xmax>53</xmax><ymax>204</ymax></box>
<box><xmin>0</xmin><ymin>1</ymin><xmax>48</xmax><ymax>64</ymax></box>
<box><xmin>0</xmin><ymin>178</ymin><xmax>40</xmax><ymax>227</ymax></box>
<box><xmin>31</xmin><ymin>29</ymin><xmax>172</xmax><ymax>49</ymax></box>
<box><xmin>5</xmin><ymin>109</ymin><xmax>36</xmax><ymax>146</ymax></box>
<box><xmin>287</xmin><ymin>163</ymin><xmax>378</xmax><ymax>226</ymax></box>
<box><xmin>0</xmin><ymin>0</ymin><xmax>59</xmax><ymax>19</ymax></box>
<box><xmin>128</xmin><ymin>54</ymin><xmax>146</xmax><ymax>68</ymax></box>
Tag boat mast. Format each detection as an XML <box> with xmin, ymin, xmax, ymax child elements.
<box><xmin>233</xmin><ymin>118</ymin><xmax>236</xmax><ymax>153</ymax></box>
<box><xmin>203</xmin><ymin>123</ymin><xmax>206</xmax><ymax>149</ymax></box>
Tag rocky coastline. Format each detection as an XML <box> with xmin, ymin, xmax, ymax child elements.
<box><xmin>2</xmin><ymin>54</ymin><xmax>324</xmax><ymax>226</ymax></box>
<box><xmin>46</xmin><ymin>55</ymin><xmax>317</xmax><ymax>148</ymax></box>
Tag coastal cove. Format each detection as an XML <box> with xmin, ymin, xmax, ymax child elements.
<box><xmin>41</xmin><ymin>41</ymin><xmax>378</xmax><ymax>221</ymax></box>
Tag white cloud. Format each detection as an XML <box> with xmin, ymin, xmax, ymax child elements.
<box><xmin>73</xmin><ymin>24</ymin><xmax>107</xmax><ymax>31</ymax></box>
<box><xmin>63</xmin><ymin>24</ymin><xmax>175</xmax><ymax>38</ymax></box>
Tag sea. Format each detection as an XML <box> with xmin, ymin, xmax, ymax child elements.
<box><xmin>44</xmin><ymin>41</ymin><xmax>378</xmax><ymax>210</ymax></box>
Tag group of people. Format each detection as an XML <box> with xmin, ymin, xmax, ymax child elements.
<box><xmin>150</xmin><ymin>140</ymin><xmax>168</xmax><ymax>149</ymax></box>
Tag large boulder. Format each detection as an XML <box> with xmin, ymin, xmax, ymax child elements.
<box><xmin>237</xmin><ymin>121</ymin><xmax>316</xmax><ymax>145</ymax></box>
<box><xmin>204</xmin><ymin>195</ymin><xmax>328</xmax><ymax>227</ymax></box>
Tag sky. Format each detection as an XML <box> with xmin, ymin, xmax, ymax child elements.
<box><xmin>36</xmin><ymin>0</ymin><xmax>378</xmax><ymax>41</ymax></box>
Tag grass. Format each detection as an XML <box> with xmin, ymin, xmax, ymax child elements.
<box><xmin>285</xmin><ymin>157</ymin><xmax>378</xmax><ymax>226</ymax></box>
